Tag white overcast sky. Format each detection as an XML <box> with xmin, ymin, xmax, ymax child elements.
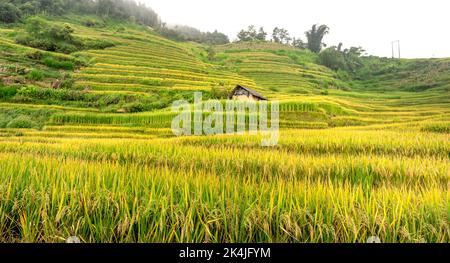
<box><xmin>143</xmin><ymin>0</ymin><xmax>450</xmax><ymax>58</ymax></box>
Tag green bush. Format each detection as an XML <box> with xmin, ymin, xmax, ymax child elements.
<box><xmin>17</xmin><ymin>85</ymin><xmax>78</xmax><ymax>101</ymax></box>
<box><xmin>123</xmin><ymin>102</ymin><xmax>145</xmax><ymax>113</ymax></box>
<box><xmin>6</xmin><ymin>115</ymin><xmax>38</xmax><ymax>129</ymax></box>
<box><xmin>55</xmin><ymin>42</ymin><xmax>79</xmax><ymax>54</ymax></box>
<box><xmin>84</xmin><ymin>39</ymin><xmax>115</xmax><ymax>50</ymax></box>
<box><xmin>25</xmin><ymin>50</ymin><xmax>44</xmax><ymax>60</ymax></box>
<box><xmin>16</xmin><ymin>17</ymin><xmax>80</xmax><ymax>53</ymax></box>
<box><xmin>147</xmin><ymin>101</ymin><xmax>169</xmax><ymax>110</ymax></box>
<box><xmin>210</xmin><ymin>85</ymin><xmax>229</xmax><ymax>99</ymax></box>
<box><xmin>319</xmin><ymin>47</ymin><xmax>346</xmax><ymax>71</ymax></box>
<box><xmin>0</xmin><ymin>86</ymin><xmax>18</xmax><ymax>99</ymax></box>
<box><xmin>16</xmin><ymin>35</ymin><xmax>55</xmax><ymax>51</ymax></box>
<box><xmin>26</xmin><ymin>69</ymin><xmax>45</xmax><ymax>81</ymax></box>
<box><xmin>60</xmin><ymin>77</ymin><xmax>75</xmax><ymax>89</ymax></box>
<box><xmin>16</xmin><ymin>17</ymin><xmax>116</xmax><ymax>54</ymax></box>
<box><xmin>99</xmin><ymin>94</ymin><xmax>122</xmax><ymax>107</ymax></box>
<box><xmin>84</xmin><ymin>19</ymin><xmax>97</xmax><ymax>27</ymax></box>
<box><xmin>0</xmin><ymin>108</ymin><xmax>56</xmax><ymax>130</ymax></box>
<box><xmin>403</xmin><ymin>83</ymin><xmax>438</xmax><ymax>92</ymax></box>
<box><xmin>336</xmin><ymin>69</ymin><xmax>351</xmax><ymax>81</ymax></box>
<box><xmin>0</xmin><ymin>114</ymin><xmax>12</xmax><ymax>128</ymax></box>
<box><xmin>42</xmin><ymin>57</ymin><xmax>74</xmax><ymax>70</ymax></box>
<box><xmin>15</xmin><ymin>85</ymin><xmax>103</xmax><ymax>104</ymax></box>
<box><xmin>140</xmin><ymin>79</ymin><xmax>163</xmax><ymax>86</ymax></box>
<box><xmin>11</xmin><ymin>95</ymin><xmax>32</xmax><ymax>103</ymax></box>
<box><xmin>116</xmin><ymin>26</ymin><xmax>126</xmax><ymax>32</ymax></box>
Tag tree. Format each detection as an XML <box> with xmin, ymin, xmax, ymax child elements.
<box><xmin>172</xmin><ymin>25</ymin><xmax>203</xmax><ymax>41</ymax></box>
<box><xmin>237</xmin><ymin>29</ymin><xmax>250</xmax><ymax>42</ymax></box>
<box><xmin>318</xmin><ymin>47</ymin><xmax>346</xmax><ymax>71</ymax></box>
<box><xmin>97</xmin><ymin>0</ymin><xmax>114</xmax><ymax>17</ymax></box>
<box><xmin>318</xmin><ymin>43</ymin><xmax>365</xmax><ymax>73</ymax></box>
<box><xmin>25</xmin><ymin>17</ymin><xmax>47</xmax><ymax>37</ymax></box>
<box><xmin>291</xmin><ymin>38</ymin><xmax>306</xmax><ymax>49</ymax></box>
<box><xmin>247</xmin><ymin>25</ymin><xmax>257</xmax><ymax>39</ymax></box>
<box><xmin>159</xmin><ymin>24</ymin><xmax>183</xmax><ymax>41</ymax></box>
<box><xmin>272</xmin><ymin>27</ymin><xmax>281</xmax><ymax>43</ymax></box>
<box><xmin>272</xmin><ymin>27</ymin><xmax>291</xmax><ymax>44</ymax></box>
<box><xmin>256</xmin><ymin>27</ymin><xmax>267</xmax><ymax>41</ymax></box>
<box><xmin>237</xmin><ymin>25</ymin><xmax>260</xmax><ymax>42</ymax></box>
<box><xmin>5</xmin><ymin>0</ymin><xmax>161</xmax><ymax>28</ymax></box>
<box><xmin>279</xmin><ymin>28</ymin><xmax>291</xmax><ymax>44</ymax></box>
<box><xmin>0</xmin><ymin>2</ymin><xmax>22</xmax><ymax>23</ymax></box>
<box><xmin>204</xmin><ymin>30</ymin><xmax>229</xmax><ymax>45</ymax></box>
<box><xmin>17</xmin><ymin>17</ymin><xmax>82</xmax><ymax>53</ymax></box>
<box><xmin>19</xmin><ymin>2</ymin><xmax>38</xmax><ymax>16</ymax></box>
<box><xmin>49</xmin><ymin>24</ymin><xmax>75</xmax><ymax>41</ymax></box>
<box><xmin>342</xmin><ymin>46</ymin><xmax>365</xmax><ymax>73</ymax></box>
<box><xmin>206</xmin><ymin>46</ymin><xmax>216</xmax><ymax>61</ymax></box>
<box><xmin>305</xmin><ymin>24</ymin><xmax>329</xmax><ymax>53</ymax></box>
<box><xmin>159</xmin><ymin>24</ymin><xmax>229</xmax><ymax>45</ymax></box>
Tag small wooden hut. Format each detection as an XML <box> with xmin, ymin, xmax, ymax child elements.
<box><xmin>228</xmin><ymin>85</ymin><xmax>267</xmax><ymax>101</ymax></box>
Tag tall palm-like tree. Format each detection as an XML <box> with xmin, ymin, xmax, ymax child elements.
<box><xmin>305</xmin><ymin>24</ymin><xmax>329</xmax><ymax>53</ymax></box>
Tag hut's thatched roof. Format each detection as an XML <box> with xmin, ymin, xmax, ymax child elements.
<box><xmin>229</xmin><ymin>85</ymin><xmax>267</xmax><ymax>100</ymax></box>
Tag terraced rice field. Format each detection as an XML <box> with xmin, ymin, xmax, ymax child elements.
<box><xmin>72</xmin><ymin>27</ymin><xmax>259</xmax><ymax>94</ymax></box>
<box><xmin>216</xmin><ymin>49</ymin><xmax>341</xmax><ymax>94</ymax></box>
<box><xmin>0</xmin><ymin>125</ymin><xmax>448</xmax><ymax>242</ymax></box>
<box><xmin>0</xmin><ymin>17</ymin><xmax>449</xmax><ymax>243</ymax></box>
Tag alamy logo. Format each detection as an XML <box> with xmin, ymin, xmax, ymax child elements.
<box><xmin>171</xmin><ymin>92</ymin><xmax>279</xmax><ymax>146</ymax></box>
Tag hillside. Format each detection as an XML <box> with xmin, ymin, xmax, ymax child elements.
<box><xmin>1</xmin><ymin>15</ymin><xmax>449</xmax><ymax>131</ymax></box>
<box><xmin>0</xmin><ymin>14</ymin><xmax>448</xmax><ymax>243</ymax></box>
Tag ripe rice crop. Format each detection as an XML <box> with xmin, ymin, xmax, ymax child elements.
<box><xmin>0</xmin><ymin>127</ymin><xmax>448</xmax><ymax>243</ymax></box>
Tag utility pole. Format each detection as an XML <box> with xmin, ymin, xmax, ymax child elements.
<box><xmin>391</xmin><ymin>41</ymin><xmax>394</xmax><ymax>58</ymax></box>
<box><xmin>391</xmin><ymin>40</ymin><xmax>401</xmax><ymax>59</ymax></box>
